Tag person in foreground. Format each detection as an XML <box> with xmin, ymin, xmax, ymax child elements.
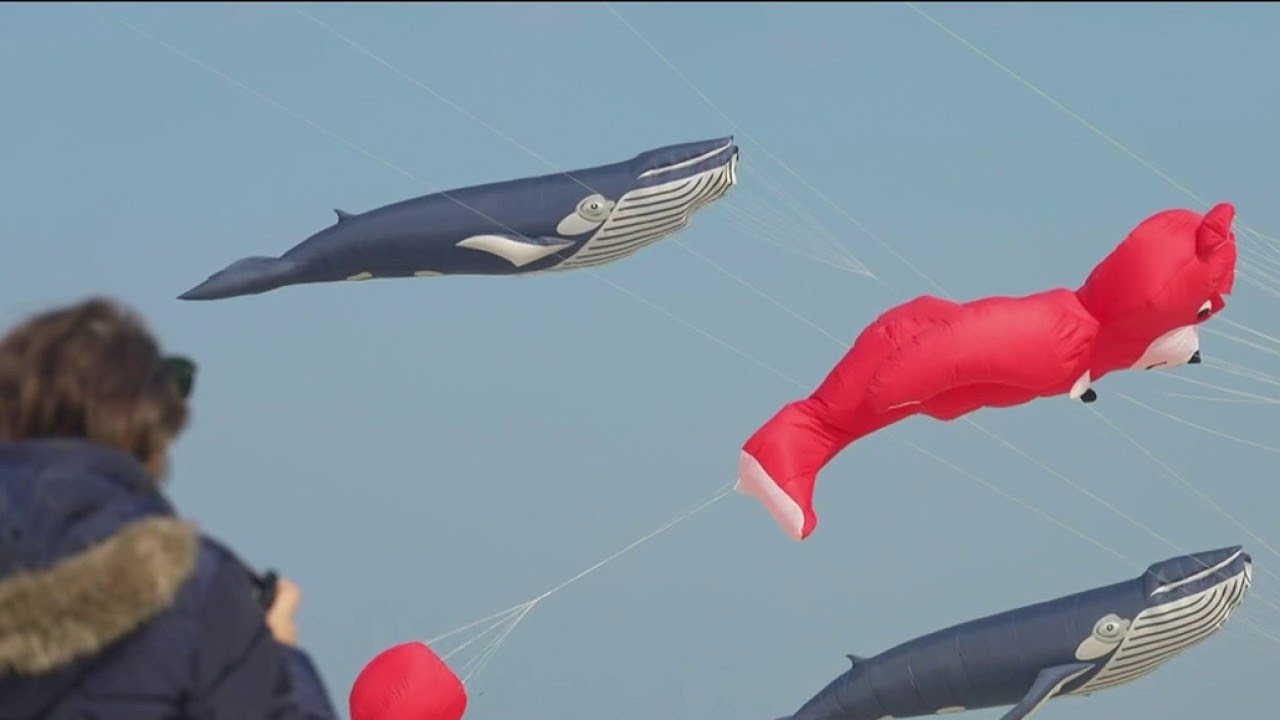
<box><xmin>0</xmin><ymin>297</ymin><xmax>338</xmax><ymax>719</ymax></box>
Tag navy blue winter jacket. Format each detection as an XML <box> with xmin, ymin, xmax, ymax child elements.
<box><xmin>0</xmin><ymin>438</ymin><xmax>339</xmax><ymax>719</ymax></box>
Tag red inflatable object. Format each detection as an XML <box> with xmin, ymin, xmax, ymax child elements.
<box><xmin>349</xmin><ymin>642</ymin><xmax>468</xmax><ymax>720</ymax></box>
<box><xmin>738</xmin><ymin>203</ymin><xmax>1238</xmax><ymax>541</ymax></box>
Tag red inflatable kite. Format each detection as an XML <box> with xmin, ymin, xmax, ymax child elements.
<box><xmin>350</xmin><ymin>642</ymin><xmax>467</xmax><ymax>720</ymax></box>
<box><xmin>738</xmin><ymin>203</ymin><xmax>1238</xmax><ymax>541</ymax></box>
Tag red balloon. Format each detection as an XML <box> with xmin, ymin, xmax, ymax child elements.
<box><xmin>737</xmin><ymin>203</ymin><xmax>1238</xmax><ymax>541</ymax></box>
<box><xmin>349</xmin><ymin>642</ymin><xmax>468</xmax><ymax>720</ymax></box>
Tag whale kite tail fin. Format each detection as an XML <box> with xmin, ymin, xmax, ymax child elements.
<box><xmin>178</xmin><ymin>256</ymin><xmax>301</xmax><ymax>301</ymax></box>
<box><xmin>737</xmin><ymin>399</ymin><xmax>849</xmax><ymax>542</ymax></box>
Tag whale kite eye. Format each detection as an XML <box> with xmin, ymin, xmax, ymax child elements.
<box><xmin>1092</xmin><ymin>614</ymin><xmax>1128</xmax><ymax>642</ymax></box>
<box><xmin>1197</xmin><ymin>300</ymin><xmax>1213</xmax><ymax>320</ymax></box>
<box><xmin>576</xmin><ymin>194</ymin><xmax>613</xmax><ymax>222</ymax></box>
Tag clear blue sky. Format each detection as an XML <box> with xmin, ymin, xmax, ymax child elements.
<box><xmin>2</xmin><ymin>3</ymin><xmax>1278</xmax><ymax>719</ymax></box>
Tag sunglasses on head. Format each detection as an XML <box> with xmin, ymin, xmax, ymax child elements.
<box><xmin>158</xmin><ymin>355</ymin><xmax>197</xmax><ymax>399</ymax></box>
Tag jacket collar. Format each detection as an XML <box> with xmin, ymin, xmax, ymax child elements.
<box><xmin>0</xmin><ymin>439</ymin><xmax>197</xmax><ymax>678</ymax></box>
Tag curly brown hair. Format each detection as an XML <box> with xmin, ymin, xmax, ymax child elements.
<box><xmin>0</xmin><ymin>297</ymin><xmax>190</xmax><ymax>481</ymax></box>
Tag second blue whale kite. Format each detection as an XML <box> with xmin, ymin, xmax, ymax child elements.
<box><xmin>777</xmin><ymin>545</ymin><xmax>1252</xmax><ymax>720</ymax></box>
<box><xmin>179</xmin><ymin>137</ymin><xmax>739</xmax><ymax>300</ymax></box>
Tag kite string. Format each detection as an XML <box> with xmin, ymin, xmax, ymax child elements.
<box><xmin>459</xmin><ymin>604</ymin><xmax>537</xmax><ymax>685</ymax></box>
<box><xmin>1239</xmin><ymin>265</ymin><xmax>1280</xmax><ymax>298</ymax></box>
<box><xmin>1209</xmin><ymin>358</ymin><xmax>1280</xmax><ymax>388</ymax></box>
<box><xmin>436</xmin><ymin>481</ymin><xmax>735</xmax><ymax>687</ymax></box>
<box><xmin>733</xmin><ymin>164</ymin><xmax>875</xmax><ymax>275</ymax></box>
<box><xmin>671</xmin><ymin>239</ymin><xmax>852</xmax><ymax>348</ymax></box>
<box><xmin>1161</xmin><ymin>393</ymin><xmax>1276</xmax><ymax>406</ymax></box>
<box><xmin>1240</xmin><ymin>246</ymin><xmax>1280</xmax><ymax>276</ymax></box>
<box><xmin>429</xmin><ymin>603</ymin><xmax>527</xmax><ymax>647</ymax></box>
<box><xmin>526</xmin><ymin>482</ymin><xmax>735</xmax><ymax>605</ymax></box>
<box><xmin>1241</xmin><ymin>258</ymin><xmax>1280</xmax><ymax>290</ymax></box>
<box><xmin>1203</xmin><ymin>327</ymin><xmax>1280</xmax><ymax>360</ymax></box>
<box><xmin>1219</xmin><ymin>317</ymin><xmax>1280</xmax><ymax>350</ymax></box>
<box><xmin>897</xmin><ymin>437</ymin><xmax>1131</xmax><ymax>565</ymax></box>
<box><xmin>1121</xmin><ymin>393</ymin><xmax>1280</xmax><ymax>456</ymax></box>
<box><xmin>599</xmin><ymin>2</ymin><xmax>943</xmax><ymax>296</ymax></box>
<box><xmin>899</xmin><ymin>1</ymin><xmax>1280</xmax><ymax>261</ymax></box>
<box><xmin>720</xmin><ymin>206</ymin><xmax>867</xmax><ymax>274</ymax></box>
<box><xmin>1086</xmin><ymin>405</ymin><xmax>1280</xmax><ymax>581</ymax></box>
<box><xmin>962</xmin><ymin>411</ymin><xmax>1280</xmax><ymax>615</ymax></box>
<box><xmin>720</xmin><ymin>196</ymin><xmax>868</xmax><ymax>273</ymax></box>
<box><xmin>1161</xmin><ymin>373</ymin><xmax>1280</xmax><ymax>405</ymax></box>
<box><xmin>901</xmin><ymin>3</ymin><xmax>1207</xmax><ymax>206</ymax></box>
<box><xmin>1236</xmin><ymin>617</ymin><xmax>1280</xmax><ymax>649</ymax></box>
<box><xmin>1166</xmin><ymin>385</ymin><xmax>1279</xmax><ymax>408</ymax></box>
<box><xmin>441</xmin><ymin>607</ymin><xmax>525</xmax><ymax>661</ymax></box>
<box><xmin>900</xmin><ymin>436</ymin><xmax>1280</xmax><ymax>637</ymax></box>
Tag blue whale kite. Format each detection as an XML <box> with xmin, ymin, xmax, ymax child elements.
<box><xmin>178</xmin><ymin>137</ymin><xmax>739</xmax><ymax>300</ymax></box>
<box><xmin>778</xmin><ymin>546</ymin><xmax>1252</xmax><ymax>720</ymax></box>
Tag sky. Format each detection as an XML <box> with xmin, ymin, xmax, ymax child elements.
<box><xmin>2</xmin><ymin>2</ymin><xmax>1279</xmax><ymax>718</ymax></box>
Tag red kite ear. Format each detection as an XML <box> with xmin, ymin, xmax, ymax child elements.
<box><xmin>1197</xmin><ymin>203</ymin><xmax>1236</xmax><ymax>257</ymax></box>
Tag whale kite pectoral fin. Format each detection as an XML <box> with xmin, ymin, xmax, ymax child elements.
<box><xmin>998</xmin><ymin>663</ymin><xmax>1093</xmax><ymax>720</ymax></box>
<box><xmin>456</xmin><ymin>234</ymin><xmax>576</xmax><ymax>268</ymax></box>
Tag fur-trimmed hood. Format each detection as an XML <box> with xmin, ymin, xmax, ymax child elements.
<box><xmin>0</xmin><ymin>439</ymin><xmax>198</xmax><ymax>680</ymax></box>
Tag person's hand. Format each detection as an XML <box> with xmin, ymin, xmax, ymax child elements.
<box><xmin>265</xmin><ymin>576</ymin><xmax>302</xmax><ymax>646</ymax></box>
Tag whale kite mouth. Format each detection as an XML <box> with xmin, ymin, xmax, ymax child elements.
<box><xmin>1150</xmin><ymin>547</ymin><xmax>1247</xmax><ymax>596</ymax></box>
<box><xmin>638</xmin><ymin>138</ymin><xmax>737</xmax><ymax>180</ymax></box>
